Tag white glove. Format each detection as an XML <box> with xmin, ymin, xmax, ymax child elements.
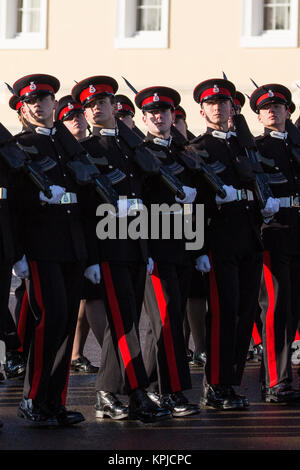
<box><xmin>195</xmin><ymin>255</ymin><xmax>211</xmax><ymax>273</ymax></box>
<box><xmin>175</xmin><ymin>186</ymin><xmax>197</xmax><ymax>204</ymax></box>
<box><xmin>117</xmin><ymin>198</ymin><xmax>130</xmax><ymax>218</ymax></box>
<box><xmin>39</xmin><ymin>185</ymin><xmax>66</xmax><ymax>204</ymax></box>
<box><xmin>147</xmin><ymin>257</ymin><xmax>154</xmax><ymax>275</ymax></box>
<box><xmin>260</xmin><ymin>197</ymin><xmax>280</xmax><ymax>218</ymax></box>
<box><xmin>13</xmin><ymin>255</ymin><xmax>29</xmax><ymax>279</ymax></box>
<box><xmin>84</xmin><ymin>264</ymin><xmax>101</xmax><ymax>284</ymax></box>
<box><xmin>216</xmin><ymin>185</ymin><xmax>238</xmax><ymax>205</ymax></box>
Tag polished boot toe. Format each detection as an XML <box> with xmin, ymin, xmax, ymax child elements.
<box><xmin>17</xmin><ymin>399</ymin><xmax>58</xmax><ymax>426</ymax></box>
<box><xmin>164</xmin><ymin>392</ymin><xmax>200</xmax><ymax>417</ymax></box>
<box><xmin>129</xmin><ymin>389</ymin><xmax>171</xmax><ymax>423</ymax></box>
<box><xmin>201</xmin><ymin>384</ymin><xmax>245</xmax><ymax>410</ymax></box>
<box><xmin>193</xmin><ymin>350</ymin><xmax>206</xmax><ymax>367</ymax></box>
<box><xmin>71</xmin><ymin>355</ymin><xmax>99</xmax><ymax>373</ymax></box>
<box><xmin>5</xmin><ymin>351</ymin><xmax>26</xmax><ymax>379</ymax></box>
<box><xmin>262</xmin><ymin>382</ymin><xmax>300</xmax><ymax>403</ymax></box>
<box><xmin>95</xmin><ymin>391</ymin><xmax>128</xmax><ymax>420</ymax></box>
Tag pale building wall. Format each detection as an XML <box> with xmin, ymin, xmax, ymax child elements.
<box><xmin>0</xmin><ymin>0</ymin><xmax>299</xmax><ymax>136</ymax></box>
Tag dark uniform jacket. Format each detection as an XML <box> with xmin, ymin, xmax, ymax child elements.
<box><xmin>190</xmin><ymin>128</ymin><xmax>264</xmax><ymax>255</ymax></box>
<box><xmin>255</xmin><ymin>129</ymin><xmax>300</xmax><ymax>254</ymax></box>
<box><xmin>12</xmin><ymin>127</ymin><xmax>98</xmax><ymax>265</ymax></box>
<box><xmin>81</xmin><ymin>128</ymin><xmax>149</xmax><ymax>264</ymax></box>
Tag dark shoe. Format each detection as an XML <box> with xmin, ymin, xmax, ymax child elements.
<box><xmin>95</xmin><ymin>391</ymin><xmax>128</xmax><ymax>420</ymax></box>
<box><xmin>201</xmin><ymin>384</ymin><xmax>245</xmax><ymax>410</ymax></box>
<box><xmin>186</xmin><ymin>349</ymin><xmax>194</xmax><ymax>363</ymax></box>
<box><xmin>54</xmin><ymin>406</ymin><xmax>85</xmax><ymax>426</ymax></box>
<box><xmin>164</xmin><ymin>391</ymin><xmax>200</xmax><ymax>417</ymax></box>
<box><xmin>71</xmin><ymin>355</ymin><xmax>99</xmax><ymax>373</ymax></box>
<box><xmin>129</xmin><ymin>389</ymin><xmax>171</xmax><ymax>423</ymax></box>
<box><xmin>193</xmin><ymin>350</ymin><xmax>206</xmax><ymax>367</ymax></box>
<box><xmin>227</xmin><ymin>386</ymin><xmax>249</xmax><ymax>408</ymax></box>
<box><xmin>5</xmin><ymin>351</ymin><xmax>26</xmax><ymax>379</ymax></box>
<box><xmin>262</xmin><ymin>382</ymin><xmax>300</xmax><ymax>403</ymax></box>
<box><xmin>17</xmin><ymin>399</ymin><xmax>58</xmax><ymax>426</ymax></box>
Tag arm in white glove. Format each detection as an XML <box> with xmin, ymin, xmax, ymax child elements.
<box><xmin>147</xmin><ymin>257</ymin><xmax>154</xmax><ymax>275</ymax></box>
<box><xmin>260</xmin><ymin>197</ymin><xmax>280</xmax><ymax>219</ymax></box>
<box><xmin>84</xmin><ymin>264</ymin><xmax>101</xmax><ymax>284</ymax></box>
<box><xmin>195</xmin><ymin>255</ymin><xmax>211</xmax><ymax>273</ymax></box>
<box><xmin>13</xmin><ymin>255</ymin><xmax>29</xmax><ymax>279</ymax></box>
<box><xmin>175</xmin><ymin>186</ymin><xmax>197</xmax><ymax>204</ymax></box>
<box><xmin>215</xmin><ymin>185</ymin><xmax>238</xmax><ymax>205</ymax></box>
<box><xmin>39</xmin><ymin>185</ymin><xmax>66</xmax><ymax>204</ymax></box>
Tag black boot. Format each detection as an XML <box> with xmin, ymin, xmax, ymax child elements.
<box><xmin>95</xmin><ymin>391</ymin><xmax>128</xmax><ymax>420</ymax></box>
<box><xmin>71</xmin><ymin>355</ymin><xmax>99</xmax><ymax>373</ymax></box>
<box><xmin>129</xmin><ymin>389</ymin><xmax>171</xmax><ymax>423</ymax></box>
<box><xmin>17</xmin><ymin>399</ymin><xmax>58</xmax><ymax>426</ymax></box>
<box><xmin>54</xmin><ymin>406</ymin><xmax>85</xmax><ymax>426</ymax></box>
<box><xmin>5</xmin><ymin>350</ymin><xmax>26</xmax><ymax>379</ymax></box>
<box><xmin>160</xmin><ymin>392</ymin><xmax>200</xmax><ymax>417</ymax></box>
<box><xmin>262</xmin><ymin>381</ymin><xmax>300</xmax><ymax>403</ymax></box>
<box><xmin>201</xmin><ymin>384</ymin><xmax>245</xmax><ymax>410</ymax></box>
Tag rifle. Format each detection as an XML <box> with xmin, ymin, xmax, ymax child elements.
<box><xmin>116</xmin><ymin>117</ymin><xmax>186</xmax><ymax>199</ymax></box>
<box><xmin>231</xmin><ymin>113</ymin><xmax>274</xmax><ymax>208</ymax></box>
<box><xmin>54</xmin><ymin>121</ymin><xmax>121</xmax><ymax>209</ymax></box>
<box><xmin>285</xmin><ymin>118</ymin><xmax>300</xmax><ymax>168</ymax></box>
<box><xmin>0</xmin><ymin>122</ymin><xmax>53</xmax><ymax>198</ymax></box>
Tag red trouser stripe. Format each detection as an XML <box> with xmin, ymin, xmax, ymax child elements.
<box><xmin>263</xmin><ymin>251</ymin><xmax>277</xmax><ymax>387</ymax></box>
<box><xmin>208</xmin><ymin>255</ymin><xmax>220</xmax><ymax>384</ymax></box>
<box><xmin>150</xmin><ymin>264</ymin><xmax>181</xmax><ymax>392</ymax></box>
<box><xmin>101</xmin><ymin>262</ymin><xmax>138</xmax><ymax>390</ymax></box>
<box><xmin>28</xmin><ymin>261</ymin><xmax>46</xmax><ymax>400</ymax></box>
<box><xmin>252</xmin><ymin>322</ymin><xmax>262</xmax><ymax>346</ymax></box>
<box><xmin>61</xmin><ymin>357</ymin><xmax>72</xmax><ymax>406</ymax></box>
<box><xmin>17</xmin><ymin>290</ymin><xmax>29</xmax><ymax>353</ymax></box>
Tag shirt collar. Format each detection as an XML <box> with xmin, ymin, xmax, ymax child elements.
<box><xmin>269</xmin><ymin>130</ymin><xmax>288</xmax><ymax>140</ymax></box>
<box><xmin>99</xmin><ymin>128</ymin><xmax>119</xmax><ymax>136</ymax></box>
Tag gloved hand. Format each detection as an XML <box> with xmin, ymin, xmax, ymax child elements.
<box><xmin>260</xmin><ymin>197</ymin><xmax>280</xmax><ymax>218</ymax></box>
<box><xmin>147</xmin><ymin>257</ymin><xmax>154</xmax><ymax>275</ymax></box>
<box><xmin>84</xmin><ymin>264</ymin><xmax>101</xmax><ymax>284</ymax></box>
<box><xmin>13</xmin><ymin>255</ymin><xmax>29</xmax><ymax>279</ymax></box>
<box><xmin>216</xmin><ymin>185</ymin><xmax>238</xmax><ymax>205</ymax></box>
<box><xmin>117</xmin><ymin>198</ymin><xmax>130</xmax><ymax>218</ymax></box>
<box><xmin>175</xmin><ymin>186</ymin><xmax>197</xmax><ymax>204</ymax></box>
<box><xmin>195</xmin><ymin>255</ymin><xmax>211</xmax><ymax>273</ymax></box>
<box><xmin>39</xmin><ymin>185</ymin><xmax>66</xmax><ymax>204</ymax></box>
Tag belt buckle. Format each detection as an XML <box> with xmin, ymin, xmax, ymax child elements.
<box><xmin>292</xmin><ymin>196</ymin><xmax>300</xmax><ymax>208</ymax></box>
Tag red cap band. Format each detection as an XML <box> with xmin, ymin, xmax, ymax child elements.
<box><xmin>175</xmin><ymin>109</ymin><xmax>185</xmax><ymax>117</ymax></box>
<box><xmin>79</xmin><ymin>84</ymin><xmax>114</xmax><ymax>104</ymax></box>
<box><xmin>16</xmin><ymin>101</ymin><xmax>23</xmax><ymax>110</ymax></box>
<box><xmin>117</xmin><ymin>103</ymin><xmax>134</xmax><ymax>113</ymax></box>
<box><xmin>20</xmin><ymin>83</ymin><xmax>55</xmax><ymax>96</ymax></box>
<box><xmin>200</xmin><ymin>87</ymin><xmax>231</xmax><ymax>101</ymax></box>
<box><xmin>58</xmin><ymin>103</ymin><xmax>83</xmax><ymax>121</ymax></box>
<box><xmin>256</xmin><ymin>92</ymin><xmax>287</xmax><ymax>107</ymax></box>
<box><xmin>141</xmin><ymin>95</ymin><xmax>174</xmax><ymax>108</ymax></box>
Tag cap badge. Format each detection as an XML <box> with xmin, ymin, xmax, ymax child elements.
<box><xmin>268</xmin><ymin>90</ymin><xmax>274</xmax><ymax>98</ymax></box>
<box><xmin>213</xmin><ymin>85</ymin><xmax>220</xmax><ymax>93</ymax></box>
<box><xmin>153</xmin><ymin>93</ymin><xmax>160</xmax><ymax>102</ymax></box>
<box><xmin>68</xmin><ymin>103</ymin><xmax>74</xmax><ymax>110</ymax></box>
<box><xmin>29</xmin><ymin>82</ymin><xmax>37</xmax><ymax>91</ymax></box>
<box><xmin>89</xmin><ymin>84</ymin><xmax>96</xmax><ymax>94</ymax></box>
<box><xmin>117</xmin><ymin>102</ymin><xmax>122</xmax><ymax>110</ymax></box>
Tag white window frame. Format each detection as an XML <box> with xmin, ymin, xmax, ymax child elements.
<box><xmin>241</xmin><ymin>0</ymin><xmax>298</xmax><ymax>48</ymax></box>
<box><xmin>115</xmin><ymin>0</ymin><xmax>169</xmax><ymax>49</ymax></box>
<box><xmin>0</xmin><ymin>0</ymin><xmax>47</xmax><ymax>50</ymax></box>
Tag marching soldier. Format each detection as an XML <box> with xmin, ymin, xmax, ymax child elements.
<box><xmin>72</xmin><ymin>76</ymin><xmax>171</xmax><ymax>423</ymax></box>
<box><xmin>249</xmin><ymin>83</ymin><xmax>300</xmax><ymax>402</ymax></box>
<box><xmin>11</xmin><ymin>73</ymin><xmax>100</xmax><ymax>426</ymax></box>
<box><xmin>134</xmin><ymin>85</ymin><xmax>200</xmax><ymax>417</ymax></box>
<box><xmin>191</xmin><ymin>78</ymin><xmax>279</xmax><ymax>409</ymax></box>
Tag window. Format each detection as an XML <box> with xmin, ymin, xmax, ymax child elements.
<box><xmin>115</xmin><ymin>0</ymin><xmax>169</xmax><ymax>49</ymax></box>
<box><xmin>241</xmin><ymin>0</ymin><xmax>298</xmax><ymax>48</ymax></box>
<box><xmin>0</xmin><ymin>0</ymin><xmax>47</xmax><ymax>49</ymax></box>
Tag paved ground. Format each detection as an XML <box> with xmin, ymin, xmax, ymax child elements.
<box><xmin>1</xmin><ymin>278</ymin><xmax>300</xmax><ymax>459</ymax></box>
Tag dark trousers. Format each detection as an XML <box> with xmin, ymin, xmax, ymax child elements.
<box><xmin>205</xmin><ymin>248</ymin><xmax>263</xmax><ymax>386</ymax></box>
<box><xmin>259</xmin><ymin>250</ymin><xmax>300</xmax><ymax>387</ymax></box>
<box><xmin>143</xmin><ymin>261</ymin><xmax>193</xmax><ymax>394</ymax></box>
<box><xmin>96</xmin><ymin>261</ymin><xmax>149</xmax><ymax>395</ymax></box>
<box><xmin>0</xmin><ymin>263</ymin><xmax>12</xmax><ymax>342</ymax></box>
<box><xmin>23</xmin><ymin>260</ymin><xmax>85</xmax><ymax>409</ymax></box>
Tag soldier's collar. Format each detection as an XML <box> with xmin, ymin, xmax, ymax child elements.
<box><xmin>207</xmin><ymin>127</ymin><xmax>236</xmax><ymax>140</ymax></box>
<box><xmin>152</xmin><ymin>136</ymin><xmax>172</xmax><ymax>147</ymax></box>
<box><xmin>269</xmin><ymin>130</ymin><xmax>288</xmax><ymax>140</ymax></box>
<box><xmin>35</xmin><ymin>126</ymin><xmax>57</xmax><ymax>136</ymax></box>
<box><xmin>99</xmin><ymin>127</ymin><xmax>119</xmax><ymax>136</ymax></box>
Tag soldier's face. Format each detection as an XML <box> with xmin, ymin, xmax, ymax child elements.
<box><xmin>84</xmin><ymin>96</ymin><xmax>115</xmax><ymax>126</ymax></box>
<box><xmin>258</xmin><ymin>103</ymin><xmax>289</xmax><ymax>129</ymax></box>
<box><xmin>142</xmin><ymin>107</ymin><xmax>174</xmax><ymax>137</ymax></box>
<box><xmin>63</xmin><ymin>112</ymin><xmax>87</xmax><ymax>138</ymax></box>
<box><xmin>22</xmin><ymin>94</ymin><xmax>55</xmax><ymax>126</ymax></box>
<box><xmin>200</xmin><ymin>99</ymin><xmax>232</xmax><ymax>128</ymax></box>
